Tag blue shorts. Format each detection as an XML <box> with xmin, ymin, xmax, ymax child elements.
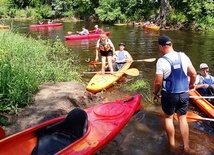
<box><xmin>161</xmin><ymin>90</ymin><xmax>189</xmax><ymax>115</ymax></box>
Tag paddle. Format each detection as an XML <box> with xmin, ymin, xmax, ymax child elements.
<box><xmin>89</xmin><ymin>58</ymin><xmax>156</xmax><ymax>66</ymax></box>
<box><xmin>82</xmin><ymin>68</ymin><xmax>139</xmax><ymax>76</ymax></box>
<box><xmin>133</xmin><ymin>58</ymin><xmax>156</xmax><ymax>62</ymax></box>
<box><xmin>174</xmin><ymin>111</ymin><xmax>214</xmax><ymax>122</ymax></box>
<box><xmin>0</xmin><ymin>126</ymin><xmax>5</xmax><ymax>140</ymax></box>
<box><xmin>189</xmin><ymin>96</ymin><xmax>214</xmax><ymax>99</ymax></box>
<box><xmin>67</xmin><ymin>31</ymin><xmax>73</xmax><ymax>35</ymax></box>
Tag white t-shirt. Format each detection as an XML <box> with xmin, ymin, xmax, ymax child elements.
<box><xmin>156</xmin><ymin>51</ymin><xmax>192</xmax><ymax>89</ymax></box>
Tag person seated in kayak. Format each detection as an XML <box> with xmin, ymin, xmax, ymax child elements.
<box><xmin>91</xmin><ymin>25</ymin><xmax>102</xmax><ymax>34</ymax></box>
<box><xmin>37</xmin><ymin>20</ymin><xmax>43</xmax><ymax>25</ymax></box>
<box><xmin>112</xmin><ymin>43</ymin><xmax>133</xmax><ymax>71</ymax></box>
<box><xmin>47</xmin><ymin>19</ymin><xmax>52</xmax><ymax>24</ymax></box>
<box><xmin>95</xmin><ymin>33</ymin><xmax>115</xmax><ymax>74</ymax></box>
<box><xmin>77</xmin><ymin>27</ymin><xmax>89</xmax><ymax>35</ymax></box>
<box><xmin>195</xmin><ymin>63</ymin><xmax>214</xmax><ymax>96</ymax></box>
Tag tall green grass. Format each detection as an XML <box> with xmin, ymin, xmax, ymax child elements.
<box><xmin>122</xmin><ymin>78</ymin><xmax>153</xmax><ymax>104</ymax></box>
<box><xmin>0</xmin><ymin>31</ymin><xmax>81</xmax><ymax>113</ymax></box>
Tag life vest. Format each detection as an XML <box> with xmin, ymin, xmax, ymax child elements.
<box><xmin>197</xmin><ymin>75</ymin><xmax>213</xmax><ymax>95</ymax></box>
<box><xmin>115</xmin><ymin>51</ymin><xmax>127</xmax><ymax>63</ymax></box>
<box><xmin>95</xmin><ymin>28</ymin><xmax>102</xmax><ymax>34</ymax></box>
<box><xmin>98</xmin><ymin>39</ymin><xmax>111</xmax><ymax>52</ymax></box>
<box><xmin>162</xmin><ymin>53</ymin><xmax>188</xmax><ymax>93</ymax></box>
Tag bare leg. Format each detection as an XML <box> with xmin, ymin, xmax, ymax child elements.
<box><xmin>107</xmin><ymin>56</ymin><xmax>114</xmax><ymax>74</ymax></box>
<box><xmin>101</xmin><ymin>56</ymin><xmax>106</xmax><ymax>74</ymax></box>
<box><xmin>164</xmin><ymin>114</ymin><xmax>175</xmax><ymax>148</ymax></box>
<box><xmin>178</xmin><ymin>114</ymin><xmax>190</xmax><ymax>152</ymax></box>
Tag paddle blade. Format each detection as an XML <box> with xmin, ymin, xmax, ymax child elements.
<box><xmin>0</xmin><ymin>126</ymin><xmax>5</xmax><ymax>140</ymax></box>
<box><xmin>174</xmin><ymin>111</ymin><xmax>210</xmax><ymax>122</ymax></box>
<box><xmin>89</xmin><ymin>61</ymin><xmax>102</xmax><ymax>66</ymax></box>
<box><xmin>124</xmin><ymin>68</ymin><xmax>139</xmax><ymax>76</ymax></box>
<box><xmin>133</xmin><ymin>58</ymin><xmax>156</xmax><ymax>62</ymax></box>
<box><xmin>67</xmin><ymin>31</ymin><xmax>72</xmax><ymax>35</ymax></box>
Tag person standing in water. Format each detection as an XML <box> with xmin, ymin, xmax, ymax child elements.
<box><xmin>95</xmin><ymin>33</ymin><xmax>115</xmax><ymax>74</ymax></box>
<box><xmin>153</xmin><ymin>35</ymin><xmax>196</xmax><ymax>154</ymax></box>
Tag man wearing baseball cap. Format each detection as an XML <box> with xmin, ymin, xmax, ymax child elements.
<box><xmin>195</xmin><ymin>63</ymin><xmax>214</xmax><ymax>96</ymax></box>
<box><xmin>153</xmin><ymin>35</ymin><xmax>197</xmax><ymax>153</ymax></box>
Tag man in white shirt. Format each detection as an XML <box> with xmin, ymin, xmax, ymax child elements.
<box><xmin>153</xmin><ymin>35</ymin><xmax>197</xmax><ymax>154</ymax></box>
<box><xmin>195</xmin><ymin>63</ymin><xmax>214</xmax><ymax>96</ymax></box>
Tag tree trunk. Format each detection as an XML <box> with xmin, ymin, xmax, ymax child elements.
<box><xmin>156</xmin><ymin>0</ymin><xmax>171</xmax><ymax>26</ymax></box>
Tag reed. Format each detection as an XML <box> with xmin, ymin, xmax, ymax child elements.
<box><xmin>0</xmin><ymin>31</ymin><xmax>81</xmax><ymax>113</ymax></box>
<box><xmin>122</xmin><ymin>78</ymin><xmax>153</xmax><ymax>104</ymax></box>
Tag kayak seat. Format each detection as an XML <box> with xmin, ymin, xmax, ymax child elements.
<box><xmin>31</xmin><ymin>108</ymin><xmax>88</xmax><ymax>155</ymax></box>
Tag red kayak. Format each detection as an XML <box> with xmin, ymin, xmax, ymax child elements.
<box><xmin>0</xmin><ymin>94</ymin><xmax>141</xmax><ymax>155</ymax></box>
<box><xmin>65</xmin><ymin>32</ymin><xmax>110</xmax><ymax>40</ymax></box>
<box><xmin>29</xmin><ymin>23</ymin><xmax>63</xmax><ymax>28</ymax></box>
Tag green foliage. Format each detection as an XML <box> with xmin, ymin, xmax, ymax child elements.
<box><xmin>95</xmin><ymin>0</ymin><xmax>125</xmax><ymax>23</ymax></box>
<box><xmin>122</xmin><ymin>78</ymin><xmax>153</xmax><ymax>104</ymax></box>
<box><xmin>8</xmin><ymin>9</ymin><xmax>16</xmax><ymax>18</ymax></box>
<box><xmin>0</xmin><ymin>0</ymin><xmax>9</xmax><ymax>18</ymax></box>
<box><xmin>166</xmin><ymin>10</ymin><xmax>187</xmax><ymax>24</ymax></box>
<box><xmin>0</xmin><ymin>31</ymin><xmax>81</xmax><ymax>113</ymax></box>
<box><xmin>36</xmin><ymin>5</ymin><xmax>52</xmax><ymax>18</ymax></box>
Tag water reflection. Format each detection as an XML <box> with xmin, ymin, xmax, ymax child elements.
<box><xmin>13</xmin><ymin>20</ymin><xmax>214</xmax><ymax>154</ymax></box>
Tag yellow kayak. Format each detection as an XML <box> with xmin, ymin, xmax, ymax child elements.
<box><xmin>86</xmin><ymin>62</ymin><xmax>132</xmax><ymax>94</ymax></box>
<box><xmin>0</xmin><ymin>25</ymin><xmax>9</xmax><ymax>29</ymax></box>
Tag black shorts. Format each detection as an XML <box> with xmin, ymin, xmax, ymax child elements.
<box><xmin>161</xmin><ymin>90</ymin><xmax>189</xmax><ymax>116</ymax></box>
<box><xmin>100</xmin><ymin>50</ymin><xmax>113</xmax><ymax>57</ymax></box>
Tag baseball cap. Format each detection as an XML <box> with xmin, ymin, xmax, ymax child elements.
<box><xmin>200</xmin><ymin>63</ymin><xmax>209</xmax><ymax>69</ymax></box>
<box><xmin>119</xmin><ymin>43</ymin><xmax>125</xmax><ymax>46</ymax></box>
<box><xmin>158</xmin><ymin>35</ymin><xmax>172</xmax><ymax>46</ymax></box>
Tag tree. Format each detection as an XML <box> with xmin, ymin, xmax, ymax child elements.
<box><xmin>156</xmin><ymin>0</ymin><xmax>171</xmax><ymax>25</ymax></box>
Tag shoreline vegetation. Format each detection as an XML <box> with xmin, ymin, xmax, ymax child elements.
<box><xmin>0</xmin><ymin>31</ymin><xmax>82</xmax><ymax>115</ymax></box>
<box><xmin>1</xmin><ymin>0</ymin><xmax>214</xmax><ymax>31</ymax></box>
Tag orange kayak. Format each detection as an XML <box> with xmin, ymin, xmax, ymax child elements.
<box><xmin>0</xmin><ymin>94</ymin><xmax>141</xmax><ymax>155</ymax></box>
<box><xmin>189</xmin><ymin>90</ymin><xmax>214</xmax><ymax>118</ymax></box>
<box><xmin>142</xmin><ymin>25</ymin><xmax>160</xmax><ymax>31</ymax></box>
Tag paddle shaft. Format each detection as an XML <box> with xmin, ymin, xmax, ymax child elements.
<box><xmin>189</xmin><ymin>96</ymin><xmax>214</xmax><ymax>99</ymax></box>
<box><xmin>89</xmin><ymin>58</ymin><xmax>156</xmax><ymax>66</ymax></box>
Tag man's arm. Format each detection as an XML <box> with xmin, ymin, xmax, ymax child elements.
<box><xmin>187</xmin><ymin>65</ymin><xmax>197</xmax><ymax>89</ymax></box>
<box><xmin>153</xmin><ymin>74</ymin><xmax>163</xmax><ymax>95</ymax></box>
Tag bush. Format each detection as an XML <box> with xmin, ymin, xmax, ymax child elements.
<box><xmin>36</xmin><ymin>5</ymin><xmax>52</xmax><ymax>19</ymax></box>
<box><xmin>166</xmin><ymin>10</ymin><xmax>187</xmax><ymax>24</ymax></box>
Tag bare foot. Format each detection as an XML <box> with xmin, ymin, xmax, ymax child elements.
<box><xmin>184</xmin><ymin>147</ymin><xmax>195</xmax><ymax>155</ymax></box>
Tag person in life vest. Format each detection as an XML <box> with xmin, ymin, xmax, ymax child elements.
<box><xmin>77</xmin><ymin>27</ymin><xmax>89</xmax><ymax>35</ymax></box>
<box><xmin>195</xmin><ymin>63</ymin><xmax>214</xmax><ymax>96</ymax></box>
<box><xmin>112</xmin><ymin>43</ymin><xmax>133</xmax><ymax>71</ymax></box>
<box><xmin>91</xmin><ymin>25</ymin><xmax>102</xmax><ymax>34</ymax></box>
<box><xmin>95</xmin><ymin>33</ymin><xmax>115</xmax><ymax>74</ymax></box>
<box><xmin>153</xmin><ymin>35</ymin><xmax>197</xmax><ymax>154</ymax></box>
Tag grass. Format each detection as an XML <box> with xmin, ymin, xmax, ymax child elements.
<box><xmin>0</xmin><ymin>31</ymin><xmax>81</xmax><ymax>114</ymax></box>
<box><xmin>122</xmin><ymin>78</ymin><xmax>154</xmax><ymax>104</ymax></box>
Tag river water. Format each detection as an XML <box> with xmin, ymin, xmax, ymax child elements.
<box><xmin>13</xmin><ymin>20</ymin><xmax>214</xmax><ymax>154</ymax></box>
